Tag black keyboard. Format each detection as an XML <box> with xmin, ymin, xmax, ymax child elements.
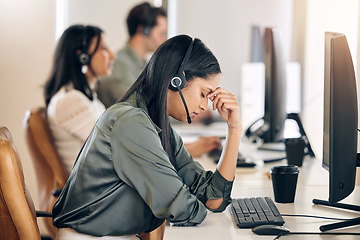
<box><xmin>230</xmin><ymin>197</ymin><xmax>285</xmax><ymax>228</ymax></box>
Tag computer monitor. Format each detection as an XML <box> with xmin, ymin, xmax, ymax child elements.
<box><xmin>250</xmin><ymin>25</ymin><xmax>264</xmax><ymax>62</ymax></box>
<box><xmin>313</xmin><ymin>32</ymin><xmax>360</xmax><ymax>232</ymax></box>
<box><xmin>245</xmin><ymin>27</ymin><xmax>287</xmax><ymax>144</ymax></box>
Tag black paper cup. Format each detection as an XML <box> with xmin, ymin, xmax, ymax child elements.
<box><xmin>284</xmin><ymin>137</ymin><xmax>306</xmax><ymax>167</ymax></box>
<box><xmin>270</xmin><ymin>165</ymin><xmax>299</xmax><ymax>203</ymax></box>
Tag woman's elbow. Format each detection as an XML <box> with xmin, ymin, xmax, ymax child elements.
<box><xmin>205</xmin><ymin>198</ymin><xmax>223</xmax><ymax>210</ymax></box>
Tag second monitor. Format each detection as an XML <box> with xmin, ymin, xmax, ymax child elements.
<box><xmin>244</xmin><ymin>27</ymin><xmax>315</xmax><ymax>160</ymax></box>
<box><xmin>245</xmin><ymin>27</ymin><xmax>287</xmax><ymax>144</ymax></box>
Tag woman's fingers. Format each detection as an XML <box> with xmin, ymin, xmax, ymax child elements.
<box><xmin>214</xmin><ymin>96</ymin><xmax>236</xmax><ymax>111</ymax></box>
<box><xmin>208</xmin><ymin>88</ymin><xmax>237</xmax><ymax>111</ymax></box>
<box><xmin>208</xmin><ymin>87</ymin><xmax>241</xmax><ymax>129</ymax></box>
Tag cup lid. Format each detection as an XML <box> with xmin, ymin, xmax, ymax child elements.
<box><xmin>270</xmin><ymin>165</ymin><xmax>299</xmax><ymax>174</ymax></box>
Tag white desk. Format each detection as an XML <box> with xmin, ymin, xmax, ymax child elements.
<box><xmin>166</xmin><ymin>123</ymin><xmax>360</xmax><ymax>239</ymax></box>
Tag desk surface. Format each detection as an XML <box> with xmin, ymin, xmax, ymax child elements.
<box><xmin>165</xmin><ymin>185</ymin><xmax>360</xmax><ymax>239</ymax></box>
<box><xmin>166</xmin><ymin>123</ymin><xmax>360</xmax><ymax>239</ymax></box>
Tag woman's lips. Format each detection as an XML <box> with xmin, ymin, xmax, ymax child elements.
<box><xmin>192</xmin><ymin>112</ymin><xmax>199</xmax><ymax>119</ymax></box>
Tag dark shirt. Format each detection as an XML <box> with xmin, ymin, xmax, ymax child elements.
<box><xmin>52</xmin><ymin>94</ymin><xmax>233</xmax><ymax>237</ymax></box>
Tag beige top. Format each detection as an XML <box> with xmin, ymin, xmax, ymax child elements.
<box><xmin>47</xmin><ymin>85</ymin><xmax>105</xmax><ymax>176</ymax></box>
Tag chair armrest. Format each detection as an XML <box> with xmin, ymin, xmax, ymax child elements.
<box><xmin>36</xmin><ymin>211</ymin><xmax>52</xmax><ymax>218</ymax></box>
<box><xmin>52</xmin><ymin>188</ymin><xmax>63</xmax><ymax>197</ymax></box>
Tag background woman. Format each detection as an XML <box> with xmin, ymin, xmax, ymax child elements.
<box><xmin>44</xmin><ymin>24</ymin><xmax>115</xmax><ymax>176</ymax></box>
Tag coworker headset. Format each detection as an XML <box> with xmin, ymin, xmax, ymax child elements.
<box><xmin>77</xmin><ymin>27</ymin><xmax>90</xmax><ymax>65</ymax></box>
<box><xmin>142</xmin><ymin>6</ymin><xmax>156</xmax><ymax>36</ymax></box>
<box><xmin>169</xmin><ymin>39</ymin><xmax>194</xmax><ymax>124</ymax></box>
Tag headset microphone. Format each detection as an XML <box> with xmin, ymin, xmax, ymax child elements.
<box><xmin>169</xmin><ymin>39</ymin><xmax>194</xmax><ymax>124</ymax></box>
<box><xmin>171</xmin><ymin>77</ymin><xmax>192</xmax><ymax>124</ymax></box>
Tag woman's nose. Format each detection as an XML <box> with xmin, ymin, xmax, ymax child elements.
<box><xmin>200</xmin><ymin>100</ymin><xmax>208</xmax><ymax>112</ymax></box>
<box><xmin>110</xmin><ymin>49</ymin><xmax>116</xmax><ymax>60</ymax></box>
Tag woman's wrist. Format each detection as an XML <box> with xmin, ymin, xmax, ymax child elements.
<box><xmin>227</xmin><ymin>124</ymin><xmax>242</xmax><ymax>133</ymax></box>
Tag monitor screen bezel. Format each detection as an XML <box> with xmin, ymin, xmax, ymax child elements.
<box><xmin>323</xmin><ymin>32</ymin><xmax>358</xmax><ymax>204</ymax></box>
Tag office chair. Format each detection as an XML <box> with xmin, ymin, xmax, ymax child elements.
<box><xmin>0</xmin><ymin>126</ymin><xmax>52</xmax><ymax>240</ymax></box>
<box><xmin>139</xmin><ymin>221</ymin><xmax>166</xmax><ymax>240</ymax></box>
<box><xmin>23</xmin><ymin>107</ymin><xmax>67</xmax><ymax>239</ymax></box>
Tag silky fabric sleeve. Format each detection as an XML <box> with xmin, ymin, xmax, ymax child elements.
<box><xmin>170</xmin><ymin>127</ymin><xmax>234</xmax><ymax>213</ymax></box>
<box><xmin>110</xmin><ymin>107</ymin><xmax>207</xmax><ymax>226</ymax></box>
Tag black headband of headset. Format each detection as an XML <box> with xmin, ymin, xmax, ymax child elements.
<box><xmin>80</xmin><ymin>27</ymin><xmax>102</xmax><ymax>62</ymax></box>
<box><xmin>177</xmin><ymin>39</ymin><xmax>194</xmax><ymax>75</ymax></box>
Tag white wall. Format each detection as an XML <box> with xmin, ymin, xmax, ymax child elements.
<box><xmin>0</xmin><ymin>0</ymin><xmax>56</xmax><ymax>234</ymax></box>
<box><xmin>66</xmin><ymin>0</ymin><xmax>150</xmax><ymax>52</ymax></box>
<box><xmin>299</xmin><ymin>0</ymin><xmax>359</xmax><ymax>157</ymax></box>
<box><xmin>173</xmin><ymin>0</ymin><xmax>294</xmax><ymax>97</ymax></box>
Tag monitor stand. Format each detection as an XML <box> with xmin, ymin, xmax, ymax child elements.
<box><xmin>312</xmin><ymin>157</ymin><xmax>360</xmax><ymax>231</ymax></box>
<box><xmin>244</xmin><ymin>112</ymin><xmax>315</xmax><ymax>163</ymax></box>
<box><xmin>312</xmin><ymin>199</ymin><xmax>360</xmax><ymax>231</ymax></box>
<box><xmin>287</xmin><ymin>113</ymin><xmax>315</xmax><ymax>157</ymax></box>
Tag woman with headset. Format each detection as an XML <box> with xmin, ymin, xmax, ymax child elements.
<box><xmin>53</xmin><ymin>35</ymin><xmax>242</xmax><ymax>239</ymax></box>
<box><xmin>44</xmin><ymin>25</ymin><xmax>115</xmax><ymax>177</ymax></box>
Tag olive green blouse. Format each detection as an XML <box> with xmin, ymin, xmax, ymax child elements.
<box><xmin>52</xmin><ymin>94</ymin><xmax>234</xmax><ymax>237</ymax></box>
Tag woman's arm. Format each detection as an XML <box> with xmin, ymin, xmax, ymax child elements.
<box><xmin>205</xmin><ymin>87</ymin><xmax>242</xmax><ymax>209</ymax></box>
<box><xmin>184</xmin><ymin>136</ymin><xmax>222</xmax><ymax>158</ymax></box>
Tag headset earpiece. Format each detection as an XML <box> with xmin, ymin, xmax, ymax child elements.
<box><xmin>78</xmin><ymin>52</ymin><xmax>90</xmax><ymax>65</ymax></box>
<box><xmin>142</xmin><ymin>26</ymin><xmax>151</xmax><ymax>36</ymax></box>
<box><xmin>169</xmin><ymin>75</ymin><xmax>186</xmax><ymax>91</ymax></box>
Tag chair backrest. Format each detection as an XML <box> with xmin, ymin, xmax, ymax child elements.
<box><xmin>0</xmin><ymin>126</ymin><xmax>41</xmax><ymax>240</ymax></box>
<box><xmin>23</xmin><ymin>107</ymin><xmax>67</xmax><ymax>238</ymax></box>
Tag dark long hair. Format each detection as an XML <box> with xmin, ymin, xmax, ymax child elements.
<box><xmin>121</xmin><ymin>35</ymin><xmax>221</xmax><ymax>164</ymax></box>
<box><xmin>44</xmin><ymin>25</ymin><xmax>103</xmax><ymax>106</ymax></box>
